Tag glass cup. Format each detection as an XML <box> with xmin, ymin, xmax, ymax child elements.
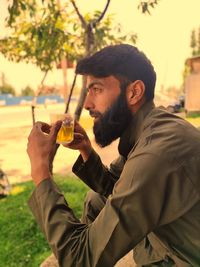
<box><xmin>49</xmin><ymin>113</ymin><xmax>74</xmax><ymax>145</ymax></box>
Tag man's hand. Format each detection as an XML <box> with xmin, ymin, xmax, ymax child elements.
<box><xmin>65</xmin><ymin>121</ymin><xmax>92</xmax><ymax>162</ymax></box>
<box><xmin>27</xmin><ymin>121</ymin><xmax>62</xmax><ymax>186</ymax></box>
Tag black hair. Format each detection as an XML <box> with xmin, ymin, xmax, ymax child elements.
<box><xmin>76</xmin><ymin>44</ymin><xmax>156</xmax><ymax>101</ymax></box>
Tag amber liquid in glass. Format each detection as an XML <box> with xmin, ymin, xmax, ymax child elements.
<box><xmin>56</xmin><ymin>121</ymin><xmax>74</xmax><ymax>144</ymax></box>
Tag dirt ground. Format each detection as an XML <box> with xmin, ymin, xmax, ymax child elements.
<box><xmin>0</xmin><ymin>124</ymin><xmax>82</xmax><ymax>184</ymax></box>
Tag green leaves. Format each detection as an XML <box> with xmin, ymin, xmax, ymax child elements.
<box><xmin>1</xmin><ymin>0</ymin><xmax>74</xmax><ymax>71</ymax></box>
<box><xmin>91</xmin><ymin>15</ymin><xmax>137</xmax><ymax>51</ymax></box>
<box><xmin>21</xmin><ymin>85</ymin><xmax>35</xmax><ymax>96</ymax></box>
<box><xmin>1</xmin><ymin>0</ymin><xmax>139</xmax><ymax>71</ymax></box>
<box><xmin>0</xmin><ymin>83</ymin><xmax>16</xmax><ymax>96</ymax></box>
<box><xmin>190</xmin><ymin>27</ymin><xmax>200</xmax><ymax>56</ymax></box>
<box><xmin>138</xmin><ymin>0</ymin><xmax>159</xmax><ymax>15</ymax></box>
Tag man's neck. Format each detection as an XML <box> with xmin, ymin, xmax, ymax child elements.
<box><xmin>118</xmin><ymin>101</ymin><xmax>155</xmax><ymax>158</ymax></box>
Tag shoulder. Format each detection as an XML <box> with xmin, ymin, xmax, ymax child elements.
<box><xmin>132</xmin><ymin>107</ymin><xmax>200</xmax><ymax>165</ymax></box>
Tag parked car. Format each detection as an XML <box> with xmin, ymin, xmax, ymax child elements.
<box><xmin>167</xmin><ymin>95</ymin><xmax>185</xmax><ymax>113</ymax></box>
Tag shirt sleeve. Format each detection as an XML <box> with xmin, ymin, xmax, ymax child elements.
<box><xmin>72</xmin><ymin>149</ymin><xmax>125</xmax><ymax>197</ymax></box>
<box><xmin>28</xmin><ymin>152</ymin><xmax>199</xmax><ymax>267</ymax></box>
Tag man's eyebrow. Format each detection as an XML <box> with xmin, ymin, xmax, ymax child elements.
<box><xmin>87</xmin><ymin>81</ymin><xmax>104</xmax><ymax>90</ymax></box>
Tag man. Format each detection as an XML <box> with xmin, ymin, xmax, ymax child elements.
<box><xmin>27</xmin><ymin>44</ymin><xmax>200</xmax><ymax>267</ymax></box>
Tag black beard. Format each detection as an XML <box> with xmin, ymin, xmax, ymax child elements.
<box><xmin>93</xmin><ymin>90</ymin><xmax>133</xmax><ymax>147</ymax></box>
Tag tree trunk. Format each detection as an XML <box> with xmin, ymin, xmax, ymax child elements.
<box><xmin>74</xmin><ymin>23</ymin><xmax>93</xmax><ymax>121</ymax></box>
<box><xmin>74</xmin><ymin>75</ymin><xmax>87</xmax><ymax>121</ymax></box>
<box><xmin>71</xmin><ymin>0</ymin><xmax>111</xmax><ymax>121</ymax></box>
<box><xmin>31</xmin><ymin>105</ymin><xmax>36</xmax><ymax>125</ymax></box>
<box><xmin>61</xmin><ymin>57</ymin><xmax>68</xmax><ymax>103</ymax></box>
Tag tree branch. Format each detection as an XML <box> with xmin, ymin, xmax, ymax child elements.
<box><xmin>36</xmin><ymin>70</ymin><xmax>49</xmax><ymax>95</ymax></box>
<box><xmin>93</xmin><ymin>0</ymin><xmax>111</xmax><ymax>26</ymax></box>
<box><xmin>41</xmin><ymin>70</ymin><xmax>48</xmax><ymax>86</ymax></box>
<box><xmin>70</xmin><ymin>0</ymin><xmax>87</xmax><ymax>28</ymax></box>
<box><xmin>65</xmin><ymin>73</ymin><xmax>77</xmax><ymax>113</ymax></box>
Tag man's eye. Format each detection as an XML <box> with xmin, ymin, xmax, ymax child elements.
<box><xmin>92</xmin><ymin>87</ymin><xmax>103</xmax><ymax>94</ymax></box>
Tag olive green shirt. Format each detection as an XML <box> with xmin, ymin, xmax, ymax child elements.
<box><xmin>29</xmin><ymin>102</ymin><xmax>200</xmax><ymax>266</ymax></box>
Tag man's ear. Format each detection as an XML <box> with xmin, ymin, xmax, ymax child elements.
<box><xmin>126</xmin><ymin>80</ymin><xmax>145</xmax><ymax>106</ymax></box>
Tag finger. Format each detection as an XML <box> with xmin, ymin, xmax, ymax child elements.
<box><xmin>34</xmin><ymin>121</ymin><xmax>50</xmax><ymax>134</ymax></box>
<box><xmin>65</xmin><ymin>133</ymin><xmax>84</xmax><ymax>147</ymax></box>
<box><xmin>70</xmin><ymin>133</ymin><xmax>85</xmax><ymax>144</ymax></box>
<box><xmin>49</xmin><ymin>120</ymin><xmax>62</xmax><ymax>141</ymax></box>
<box><xmin>74</xmin><ymin>121</ymin><xmax>86</xmax><ymax>134</ymax></box>
<box><xmin>74</xmin><ymin>121</ymin><xmax>82</xmax><ymax>129</ymax></box>
<box><xmin>28</xmin><ymin>122</ymin><xmax>43</xmax><ymax>140</ymax></box>
<box><xmin>73</xmin><ymin>133</ymin><xmax>85</xmax><ymax>140</ymax></box>
<box><xmin>41</xmin><ymin>123</ymin><xmax>51</xmax><ymax>134</ymax></box>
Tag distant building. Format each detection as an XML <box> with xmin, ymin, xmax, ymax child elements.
<box><xmin>185</xmin><ymin>55</ymin><xmax>200</xmax><ymax>114</ymax></box>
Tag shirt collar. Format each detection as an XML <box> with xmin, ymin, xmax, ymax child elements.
<box><xmin>118</xmin><ymin>101</ymin><xmax>155</xmax><ymax>158</ymax></box>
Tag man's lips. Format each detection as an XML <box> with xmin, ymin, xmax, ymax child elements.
<box><xmin>89</xmin><ymin>111</ymin><xmax>101</xmax><ymax>120</ymax></box>
<box><xmin>91</xmin><ymin>115</ymin><xmax>99</xmax><ymax>123</ymax></box>
<box><xmin>90</xmin><ymin>114</ymin><xmax>98</xmax><ymax>118</ymax></box>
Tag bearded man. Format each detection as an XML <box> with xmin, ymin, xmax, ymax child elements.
<box><xmin>27</xmin><ymin>44</ymin><xmax>200</xmax><ymax>267</ymax></box>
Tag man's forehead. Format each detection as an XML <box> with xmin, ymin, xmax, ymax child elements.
<box><xmin>86</xmin><ymin>75</ymin><xmax>119</xmax><ymax>87</ymax></box>
<box><xmin>87</xmin><ymin>75</ymin><xmax>105</xmax><ymax>85</ymax></box>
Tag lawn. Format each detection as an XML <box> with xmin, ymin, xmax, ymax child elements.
<box><xmin>0</xmin><ymin>175</ymin><xmax>88</xmax><ymax>267</ymax></box>
<box><xmin>186</xmin><ymin>115</ymin><xmax>200</xmax><ymax>128</ymax></box>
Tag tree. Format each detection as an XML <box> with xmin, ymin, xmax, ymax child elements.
<box><xmin>21</xmin><ymin>85</ymin><xmax>35</xmax><ymax>96</ymax></box>
<box><xmin>0</xmin><ymin>1</ymin><xmax>75</xmax><ymax>71</ymax></box>
<box><xmin>190</xmin><ymin>26</ymin><xmax>200</xmax><ymax>56</ymax></box>
<box><xmin>38</xmin><ymin>85</ymin><xmax>60</xmax><ymax>95</ymax></box>
<box><xmin>197</xmin><ymin>27</ymin><xmax>200</xmax><ymax>55</ymax></box>
<box><xmin>70</xmin><ymin>0</ymin><xmax>137</xmax><ymax>120</ymax></box>
<box><xmin>181</xmin><ymin>26</ymin><xmax>200</xmax><ymax>93</ymax></box>
<box><xmin>190</xmin><ymin>29</ymin><xmax>197</xmax><ymax>56</ymax></box>
<box><xmin>0</xmin><ymin>84</ymin><xmax>16</xmax><ymax>96</ymax></box>
<box><xmin>0</xmin><ymin>0</ymin><xmax>159</xmax><ymax>120</ymax></box>
<box><xmin>70</xmin><ymin>0</ymin><xmax>159</xmax><ymax>119</ymax></box>
<box><xmin>138</xmin><ymin>0</ymin><xmax>159</xmax><ymax>14</ymax></box>
<box><xmin>0</xmin><ymin>73</ymin><xmax>16</xmax><ymax>95</ymax></box>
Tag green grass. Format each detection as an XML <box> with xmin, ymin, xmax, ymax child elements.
<box><xmin>185</xmin><ymin>115</ymin><xmax>200</xmax><ymax>128</ymax></box>
<box><xmin>0</xmin><ymin>175</ymin><xmax>88</xmax><ymax>267</ymax></box>
<box><xmin>186</xmin><ymin>112</ymin><xmax>200</xmax><ymax>118</ymax></box>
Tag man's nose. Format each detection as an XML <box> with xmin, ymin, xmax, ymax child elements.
<box><xmin>84</xmin><ymin>93</ymin><xmax>95</xmax><ymax>111</ymax></box>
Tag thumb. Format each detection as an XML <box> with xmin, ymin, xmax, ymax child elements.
<box><xmin>50</xmin><ymin>120</ymin><xmax>62</xmax><ymax>141</ymax></box>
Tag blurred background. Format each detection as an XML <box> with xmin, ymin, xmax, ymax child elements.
<box><xmin>1</xmin><ymin>1</ymin><xmax>200</xmax><ymax>266</ymax></box>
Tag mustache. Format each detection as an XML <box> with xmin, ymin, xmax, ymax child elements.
<box><xmin>89</xmin><ymin>110</ymin><xmax>102</xmax><ymax>118</ymax></box>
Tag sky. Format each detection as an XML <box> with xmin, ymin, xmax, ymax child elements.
<box><xmin>0</xmin><ymin>0</ymin><xmax>200</xmax><ymax>94</ymax></box>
